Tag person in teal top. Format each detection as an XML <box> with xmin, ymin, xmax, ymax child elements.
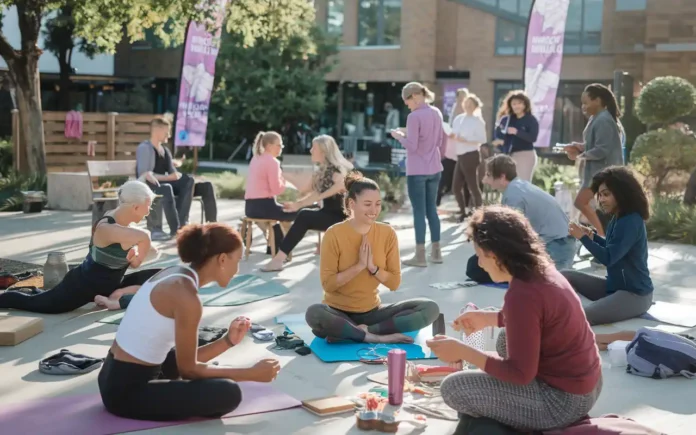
<box><xmin>0</xmin><ymin>181</ymin><xmax>161</xmax><ymax>314</ymax></box>
<box><xmin>562</xmin><ymin>166</ymin><xmax>653</xmax><ymax>325</ymax></box>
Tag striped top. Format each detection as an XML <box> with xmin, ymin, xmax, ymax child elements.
<box><xmin>91</xmin><ymin>216</ymin><xmax>131</xmax><ymax>269</ymax></box>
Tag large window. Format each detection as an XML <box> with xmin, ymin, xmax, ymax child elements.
<box><xmin>616</xmin><ymin>0</ymin><xmax>646</xmax><ymax>11</ymax></box>
<box><xmin>494</xmin><ymin>0</ymin><xmax>604</xmax><ymax>56</ymax></box>
<box><xmin>326</xmin><ymin>0</ymin><xmax>344</xmax><ymax>39</ymax></box>
<box><xmin>358</xmin><ymin>0</ymin><xmax>402</xmax><ymax>47</ymax></box>
<box><xmin>564</xmin><ymin>0</ymin><xmax>603</xmax><ymax>54</ymax></box>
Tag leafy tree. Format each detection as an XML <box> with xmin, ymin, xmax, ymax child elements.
<box><xmin>0</xmin><ymin>0</ymin><xmax>212</xmax><ymax>173</ymax></box>
<box><xmin>632</xmin><ymin>128</ymin><xmax>696</xmax><ymax>195</ymax></box>
<box><xmin>630</xmin><ymin>76</ymin><xmax>696</xmax><ymax>196</ymax></box>
<box><xmin>42</xmin><ymin>2</ymin><xmax>102</xmax><ymax>111</ymax></box>
<box><xmin>209</xmin><ymin>0</ymin><xmax>338</xmax><ymax>157</ymax></box>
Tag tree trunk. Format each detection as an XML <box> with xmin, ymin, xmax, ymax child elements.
<box><xmin>58</xmin><ymin>52</ymin><xmax>72</xmax><ymax>111</ymax></box>
<box><xmin>8</xmin><ymin>54</ymin><xmax>46</xmax><ymax>174</ymax></box>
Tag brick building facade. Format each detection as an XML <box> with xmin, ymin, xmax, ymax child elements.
<box><xmin>316</xmin><ymin>0</ymin><xmax>696</xmax><ymax>145</ymax></box>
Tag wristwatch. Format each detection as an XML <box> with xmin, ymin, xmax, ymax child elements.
<box><xmin>370</xmin><ymin>266</ymin><xmax>380</xmax><ymax>276</ymax></box>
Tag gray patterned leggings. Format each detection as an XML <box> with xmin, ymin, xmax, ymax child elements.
<box><xmin>440</xmin><ymin>330</ymin><xmax>602</xmax><ymax>431</ymax></box>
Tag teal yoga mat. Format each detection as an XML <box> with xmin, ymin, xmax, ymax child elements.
<box><xmin>275</xmin><ymin>314</ymin><xmax>436</xmax><ymax>363</ymax></box>
<box><xmin>199</xmin><ymin>274</ymin><xmax>289</xmax><ymax>307</ymax></box>
<box><xmin>97</xmin><ymin>275</ymin><xmax>289</xmax><ymax>325</ymax></box>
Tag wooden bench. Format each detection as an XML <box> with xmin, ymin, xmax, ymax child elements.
<box><xmin>86</xmin><ymin>160</ymin><xmax>137</xmax><ymax>225</ymax></box>
<box><xmin>239</xmin><ymin>217</ymin><xmax>323</xmax><ymax>260</ymax></box>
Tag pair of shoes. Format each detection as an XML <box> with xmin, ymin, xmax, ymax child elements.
<box><xmin>151</xmin><ymin>231</ymin><xmax>172</xmax><ymax>241</ymax></box>
<box><xmin>402</xmin><ymin>243</ymin><xmax>443</xmax><ymax>267</ymax></box>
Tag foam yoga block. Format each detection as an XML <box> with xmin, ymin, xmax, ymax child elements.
<box><xmin>0</xmin><ymin>316</ymin><xmax>43</xmax><ymax>345</ymax></box>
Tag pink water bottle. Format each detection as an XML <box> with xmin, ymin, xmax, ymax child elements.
<box><xmin>387</xmin><ymin>349</ymin><xmax>406</xmax><ymax>406</ymax></box>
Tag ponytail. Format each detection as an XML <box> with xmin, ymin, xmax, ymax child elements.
<box><xmin>584</xmin><ymin>83</ymin><xmax>622</xmax><ymax>123</ymax></box>
<box><xmin>252</xmin><ymin>132</ymin><xmax>265</xmax><ymax>157</ymax></box>
<box><xmin>251</xmin><ymin>131</ymin><xmax>282</xmax><ymax>157</ymax></box>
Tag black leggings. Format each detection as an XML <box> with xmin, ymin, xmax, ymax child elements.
<box><xmin>278</xmin><ymin>208</ymin><xmax>344</xmax><ymax>255</ymax></box>
<box><xmin>99</xmin><ymin>351</ymin><xmax>242</xmax><ymax>421</ymax></box>
<box><xmin>0</xmin><ymin>263</ymin><xmax>160</xmax><ymax>314</ymax></box>
<box><xmin>437</xmin><ymin>158</ymin><xmax>457</xmax><ymax>206</ymax></box>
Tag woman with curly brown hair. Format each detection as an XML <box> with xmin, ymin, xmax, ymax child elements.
<box><xmin>562</xmin><ymin>166</ymin><xmax>653</xmax><ymax>326</ymax></box>
<box><xmin>492</xmin><ymin>90</ymin><xmax>539</xmax><ymax>181</ymax></box>
<box><xmin>426</xmin><ymin>206</ymin><xmax>601</xmax><ymax>433</ymax></box>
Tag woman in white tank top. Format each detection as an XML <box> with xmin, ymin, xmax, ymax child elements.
<box><xmin>98</xmin><ymin>223</ymin><xmax>281</xmax><ymax>421</ymax></box>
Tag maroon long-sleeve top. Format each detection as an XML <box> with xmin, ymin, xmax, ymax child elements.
<box><xmin>484</xmin><ymin>268</ymin><xmax>602</xmax><ymax>395</ymax></box>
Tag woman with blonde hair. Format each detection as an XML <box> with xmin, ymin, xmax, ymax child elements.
<box><xmin>261</xmin><ymin>135</ymin><xmax>353</xmax><ymax>272</ymax></box>
<box><xmin>438</xmin><ymin>88</ymin><xmax>468</xmax><ymax>207</ymax></box>
<box><xmin>0</xmin><ymin>180</ymin><xmax>161</xmax><ymax>313</ymax></box>
<box><xmin>390</xmin><ymin>82</ymin><xmax>447</xmax><ymax>268</ymax></box>
<box><xmin>450</xmin><ymin>94</ymin><xmax>487</xmax><ymax>219</ymax></box>
<box><xmin>245</xmin><ymin>131</ymin><xmax>296</xmax><ymax>218</ymax></box>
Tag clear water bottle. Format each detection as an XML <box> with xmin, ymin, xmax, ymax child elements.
<box><xmin>43</xmin><ymin>252</ymin><xmax>68</xmax><ymax>290</ymax></box>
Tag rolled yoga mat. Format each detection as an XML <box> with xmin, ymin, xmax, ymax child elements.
<box><xmin>0</xmin><ymin>382</ymin><xmax>302</xmax><ymax>435</ymax></box>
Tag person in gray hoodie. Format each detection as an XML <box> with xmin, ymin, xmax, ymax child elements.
<box><xmin>565</xmin><ymin>84</ymin><xmax>624</xmax><ymax>237</ymax></box>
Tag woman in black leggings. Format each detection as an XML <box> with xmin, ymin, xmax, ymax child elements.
<box><xmin>0</xmin><ymin>181</ymin><xmax>160</xmax><ymax>314</ymax></box>
<box><xmin>261</xmin><ymin>135</ymin><xmax>353</xmax><ymax>272</ymax></box>
<box><xmin>99</xmin><ymin>223</ymin><xmax>281</xmax><ymax>421</ymax></box>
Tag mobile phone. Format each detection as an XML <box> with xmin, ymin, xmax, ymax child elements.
<box><xmin>432</xmin><ymin>313</ymin><xmax>446</xmax><ymax>336</ymax></box>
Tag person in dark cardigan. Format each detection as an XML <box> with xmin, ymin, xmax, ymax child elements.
<box><xmin>492</xmin><ymin>90</ymin><xmax>539</xmax><ymax>181</ymax></box>
<box><xmin>136</xmin><ymin>117</ymin><xmax>217</xmax><ymax>240</ymax></box>
<box><xmin>563</xmin><ymin>166</ymin><xmax>653</xmax><ymax>325</ymax></box>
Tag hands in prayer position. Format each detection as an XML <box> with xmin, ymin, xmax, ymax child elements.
<box><xmin>506</xmin><ymin>126</ymin><xmax>518</xmax><ymax>135</ymax></box>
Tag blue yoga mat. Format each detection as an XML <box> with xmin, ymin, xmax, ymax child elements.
<box><xmin>276</xmin><ymin>315</ymin><xmax>436</xmax><ymax>363</ymax></box>
<box><xmin>484</xmin><ymin>283</ymin><xmax>509</xmax><ymax>290</ymax></box>
<box><xmin>200</xmin><ymin>274</ymin><xmax>289</xmax><ymax>307</ymax></box>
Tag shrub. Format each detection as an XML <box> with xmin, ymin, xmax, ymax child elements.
<box><xmin>0</xmin><ymin>139</ymin><xmax>12</xmax><ymax>177</ymax></box>
<box><xmin>208</xmin><ymin>172</ymin><xmax>246</xmax><ymax>200</ymax></box>
<box><xmin>647</xmin><ymin>197</ymin><xmax>696</xmax><ymax>244</ymax></box>
<box><xmin>532</xmin><ymin>159</ymin><xmax>578</xmax><ymax>194</ymax></box>
<box><xmin>635</xmin><ymin>76</ymin><xmax>696</xmax><ymax>126</ymax></box>
<box><xmin>0</xmin><ymin>171</ymin><xmax>48</xmax><ymax>211</ymax></box>
<box><xmin>631</xmin><ymin>128</ymin><xmax>696</xmax><ymax>194</ymax></box>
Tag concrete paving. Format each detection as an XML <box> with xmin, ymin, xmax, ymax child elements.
<box><xmin>1</xmin><ymin>199</ymin><xmax>696</xmax><ymax>434</ymax></box>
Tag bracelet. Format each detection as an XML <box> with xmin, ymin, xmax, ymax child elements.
<box><xmin>224</xmin><ymin>334</ymin><xmax>235</xmax><ymax>347</ymax></box>
<box><xmin>370</xmin><ymin>266</ymin><xmax>380</xmax><ymax>276</ymax></box>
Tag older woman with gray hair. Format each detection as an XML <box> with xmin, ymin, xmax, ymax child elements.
<box><xmin>390</xmin><ymin>82</ymin><xmax>447</xmax><ymax>267</ymax></box>
<box><xmin>0</xmin><ymin>180</ymin><xmax>161</xmax><ymax>314</ymax></box>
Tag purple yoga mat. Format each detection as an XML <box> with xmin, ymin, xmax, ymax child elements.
<box><xmin>0</xmin><ymin>382</ymin><xmax>301</xmax><ymax>435</ymax></box>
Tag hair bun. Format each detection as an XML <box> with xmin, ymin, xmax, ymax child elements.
<box><xmin>177</xmin><ymin>224</ymin><xmax>208</xmax><ymax>264</ymax></box>
<box><xmin>344</xmin><ymin>170</ymin><xmax>364</xmax><ymax>190</ymax></box>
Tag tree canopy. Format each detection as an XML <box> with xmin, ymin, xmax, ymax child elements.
<box><xmin>208</xmin><ymin>0</ymin><xmax>338</xmax><ymax>156</ymax></box>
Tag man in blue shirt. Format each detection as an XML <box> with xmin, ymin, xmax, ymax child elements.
<box><xmin>466</xmin><ymin>154</ymin><xmax>577</xmax><ymax>283</ymax></box>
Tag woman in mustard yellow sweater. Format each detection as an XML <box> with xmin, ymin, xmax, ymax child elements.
<box><xmin>305</xmin><ymin>172</ymin><xmax>440</xmax><ymax>343</ymax></box>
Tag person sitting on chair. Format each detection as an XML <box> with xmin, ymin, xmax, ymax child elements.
<box><xmin>305</xmin><ymin>172</ymin><xmax>440</xmax><ymax>343</ymax></box>
<box><xmin>244</xmin><ymin>131</ymin><xmax>296</xmax><ymax>253</ymax></box>
<box><xmin>428</xmin><ymin>206</ymin><xmax>601</xmax><ymax>434</ymax></box>
<box><xmin>0</xmin><ymin>181</ymin><xmax>161</xmax><ymax>314</ymax></box>
<box><xmin>467</xmin><ymin>154</ymin><xmax>576</xmax><ymax>283</ymax></box>
<box><xmin>260</xmin><ymin>135</ymin><xmax>353</xmax><ymax>272</ymax></box>
<box><xmin>98</xmin><ymin>223</ymin><xmax>281</xmax><ymax>421</ymax></box>
<box><xmin>136</xmin><ymin>116</ymin><xmax>216</xmax><ymax>240</ymax></box>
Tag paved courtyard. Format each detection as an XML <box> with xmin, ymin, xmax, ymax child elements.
<box><xmin>1</xmin><ymin>199</ymin><xmax>695</xmax><ymax>434</ymax></box>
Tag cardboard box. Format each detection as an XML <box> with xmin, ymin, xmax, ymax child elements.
<box><xmin>0</xmin><ymin>316</ymin><xmax>44</xmax><ymax>346</ymax></box>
